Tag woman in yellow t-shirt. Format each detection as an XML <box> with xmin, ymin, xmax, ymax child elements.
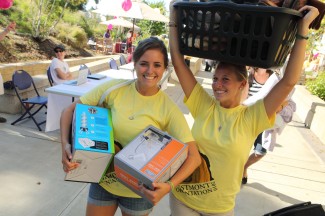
<box><xmin>60</xmin><ymin>37</ymin><xmax>201</xmax><ymax>216</ymax></box>
<box><xmin>169</xmin><ymin>1</ymin><xmax>319</xmax><ymax>215</ymax></box>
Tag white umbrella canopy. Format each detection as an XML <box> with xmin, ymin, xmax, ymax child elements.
<box><xmin>100</xmin><ymin>18</ymin><xmax>140</xmax><ymax>31</ymax></box>
<box><xmin>94</xmin><ymin>0</ymin><xmax>169</xmax><ymax>23</ymax></box>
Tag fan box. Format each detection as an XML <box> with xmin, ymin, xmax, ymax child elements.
<box><xmin>65</xmin><ymin>104</ymin><xmax>115</xmax><ymax>183</ymax></box>
<box><xmin>110</xmin><ymin>125</ymin><xmax>188</xmax><ymax>201</ymax></box>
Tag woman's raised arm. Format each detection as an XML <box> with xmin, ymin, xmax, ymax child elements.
<box><xmin>264</xmin><ymin>6</ymin><xmax>319</xmax><ymax>118</ymax></box>
<box><xmin>169</xmin><ymin>0</ymin><xmax>197</xmax><ymax>98</ymax></box>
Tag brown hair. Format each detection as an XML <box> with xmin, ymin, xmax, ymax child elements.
<box><xmin>253</xmin><ymin>67</ymin><xmax>274</xmax><ymax>77</ymax></box>
<box><xmin>132</xmin><ymin>37</ymin><xmax>168</xmax><ymax>69</ymax></box>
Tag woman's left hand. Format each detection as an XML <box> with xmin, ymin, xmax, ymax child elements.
<box><xmin>298</xmin><ymin>6</ymin><xmax>319</xmax><ymax>31</ymax></box>
<box><xmin>140</xmin><ymin>182</ymin><xmax>171</xmax><ymax>206</ymax></box>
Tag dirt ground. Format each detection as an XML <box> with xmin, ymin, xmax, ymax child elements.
<box><xmin>0</xmin><ymin>33</ymin><xmax>96</xmax><ymax>64</ymax></box>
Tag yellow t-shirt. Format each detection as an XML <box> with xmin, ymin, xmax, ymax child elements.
<box><xmin>172</xmin><ymin>83</ymin><xmax>275</xmax><ymax>213</ymax></box>
<box><xmin>80</xmin><ymin>79</ymin><xmax>194</xmax><ymax>197</ymax></box>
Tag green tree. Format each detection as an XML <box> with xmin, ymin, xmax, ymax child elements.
<box><xmin>30</xmin><ymin>0</ymin><xmax>86</xmax><ymax>39</ymax></box>
<box><xmin>136</xmin><ymin>0</ymin><xmax>167</xmax><ymax>39</ymax></box>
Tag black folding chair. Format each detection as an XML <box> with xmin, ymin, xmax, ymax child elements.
<box><xmin>109</xmin><ymin>59</ymin><xmax>119</xmax><ymax>70</ymax></box>
<box><xmin>46</xmin><ymin>67</ymin><xmax>53</xmax><ymax>86</ymax></box>
<box><xmin>79</xmin><ymin>64</ymin><xmax>91</xmax><ymax>75</ymax></box>
<box><xmin>11</xmin><ymin>70</ymin><xmax>48</xmax><ymax>131</ymax></box>
<box><xmin>119</xmin><ymin>55</ymin><xmax>127</xmax><ymax>66</ymax></box>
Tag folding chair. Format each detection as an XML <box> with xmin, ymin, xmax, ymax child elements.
<box><xmin>46</xmin><ymin>67</ymin><xmax>53</xmax><ymax>86</ymax></box>
<box><xmin>109</xmin><ymin>59</ymin><xmax>119</xmax><ymax>70</ymax></box>
<box><xmin>121</xmin><ymin>43</ymin><xmax>127</xmax><ymax>53</ymax></box>
<box><xmin>79</xmin><ymin>64</ymin><xmax>91</xmax><ymax>75</ymax></box>
<box><xmin>11</xmin><ymin>70</ymin><xmax>48</xmax><ymax>131</ymax></box>
<box><xmin>119</xmin><ymin>55</ymin><xmax>127</xmax><ymax>66</ymax></box>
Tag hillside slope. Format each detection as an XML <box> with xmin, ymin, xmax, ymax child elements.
<box><xmin>0</xmin><ymin>33</ymin><xmax>96</xmax><ymax>64</ymax></box>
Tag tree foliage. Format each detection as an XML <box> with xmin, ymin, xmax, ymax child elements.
<box><xmin>29</xmin><ymin>0</ymin><xmax>86</xmax><ymax>39</ymax></box>
<box><xmin>136</xmin><ymin>0</ymin><xmax>167</xmax><ymax>38</ymax></box>
<box><xmin>306</xmin><ymin>71</ymin><xmax>325</xmax><ymax>101</ymax></box>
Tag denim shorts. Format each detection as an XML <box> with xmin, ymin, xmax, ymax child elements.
<box><xmin>88</xmin><ymin>183</ymin><xmax>153</xmax><ymax>216</ymax></box>
<box><xmin>253</xmin><ymin>132</ymin><xmax>267</xmax><ymax>155</ymax></box>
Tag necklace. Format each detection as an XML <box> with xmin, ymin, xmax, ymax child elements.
<box><xmin>218</xmin><ymin>105</ymin><xmax>223</xmax><ymax>132</ymax></box>
<box><xmin>128</xmin><ymin>84</ymin><xmax>136</xmax><ymax>120</ymax></box>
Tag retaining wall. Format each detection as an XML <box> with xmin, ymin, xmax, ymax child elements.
<box><xmin>292</xmin><ymin>85</ymin><xmax>325</xmax><ymax>144</ymax></box>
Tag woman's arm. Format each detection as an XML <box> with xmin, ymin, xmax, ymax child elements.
<box><xmin>169</xmin><ymin>0</ymin><xmax>197</xmax><ymax>98</ymax></box>
<box><xmin>141</xmin><ymin>141</ymin><xmax>201</xmax><ymax>205</ymax></box>
<box><xmin>60</xmin><ymin>100</ymin><xmax>82</xmax><ymax>173</ymax></box>
<box><xmin>264</xmin><ymin>6</ymin><xmax>319</xmax><ymax>118</ymax></box>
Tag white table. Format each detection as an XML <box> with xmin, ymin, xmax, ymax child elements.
<box><xmin>45</xmin><ymin>69</ymin><xmax>135</xmax><ymax>132</ymax></box>
<box><xmin>119</xmin><ymin>62</ymin><xmax>134</xmax><ymax>71</ymax></box>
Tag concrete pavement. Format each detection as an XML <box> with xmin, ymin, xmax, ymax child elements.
<box><xmin>0</xmin><ymin>70</ymin><xmax>324</xmax><ymax>216</ymax></box>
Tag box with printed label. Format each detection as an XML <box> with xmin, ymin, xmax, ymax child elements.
<box><xmin>65</xmin><ymin>104</ymin><xmax>115</xmax><ymax>183</ymax></box>
<box><xmin>113</xmin><ymin>125</ymin><xmax>188</xmax><ymax>199</ymax></box>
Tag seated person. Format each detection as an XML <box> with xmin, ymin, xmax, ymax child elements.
<box><xmin>126</xmin><ymin>30</ymin><xmax>136</xmax><ymax>53</ymax></box>
<box><xmin>87</xmin><ymin>37</ymin><xmax>96</xmax><ymax>50</ymax></box>
<box><xmin>49</xmin><ymin>45</ymin><xmax>72</xmax><ymax>85</ymax></box>
<box><xmin>114</xmin><ymin>38</ymin><xmax>122</xmax><ymax>53</ymax></box>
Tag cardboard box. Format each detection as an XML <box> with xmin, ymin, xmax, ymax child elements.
<box><xmin>113</xmin><ymin>125</ymin><xmax>188</xmax><ymax>198</ymax></box>
<box><xmin>65</xmin><ymin>104</ymin><xmax>115</xmax><ymax>183</ymax></box>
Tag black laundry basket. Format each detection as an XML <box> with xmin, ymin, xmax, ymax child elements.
<box><xmin>173</xmin><ymin>1</ymin><xmax>302</xmax><ymax>68</ymax></box>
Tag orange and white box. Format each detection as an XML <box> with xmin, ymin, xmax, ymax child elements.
<box><xmin>113</xmin><ymin>125</ymin><xmax>188</xmax><ymax>197</ymax></box>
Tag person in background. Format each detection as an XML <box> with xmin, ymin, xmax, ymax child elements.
<box><xmin>169</xmin><ymin>0</ymin><xmax>318</xmax><ymax>214</ymax></box>
<box><xmin>204</xmin><ymin>59</ymin><xmax>215</xmax><ymax>72</ymax></box>
<box><xmin>103</xmin><ymin>29</ymin><xmax>111</xmax><ymax>41</ymax></box>
<box><xmin>242</xmin><ymin>68</ymin><xmax>296</xmax><ymax>184</ymax></box>
<box><xmin>60</xmin><ymin>37</ymin><xmax>201</xmax><ymax>216</ymax></box>
<box><xmin>126</xmin><ymin>30</ymin><xmax>136</xmax><ymax>54</ymax></box>
<box><xmin>103</xmin><ymin>29</ymin><xmax>113</xmax><ymax>53</ymax></box>
<box><xmin>114</xmin><ymin>37</ymin><xmax>122</xmax><ymax>53</ymax></box>
<box><xmin>87</xmin><ymin>37</ymin><xmax>96</xmax><ymax>50</ymax></box>
<box><xmin>49</xmin><ymin>44</ymin><xmax>72</xmax><ymax>85</ymax></box>
<box><xmin>0</xmin><ymin>22</ymin><xmax>16</xmax><ymax>123</ymax></box>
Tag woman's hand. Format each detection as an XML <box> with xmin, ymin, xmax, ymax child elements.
<box><xmin>140</xmin><ymin>182</ymin><xmax>171</xmax><ymax>206</ymax></box>
<box><xmin>169</xmin><ymin>0</ymin><xmax>179</xmax><ymax>21</ymax></box>
<box><xmin>297</xmin><ymin>6</ymin><xmax>319</xmax><ymax>34</ymax></box>
<box><xmin>61</xmin><ymin>143</ymin><xmax>79</xmax><ymax>173</ymax></box>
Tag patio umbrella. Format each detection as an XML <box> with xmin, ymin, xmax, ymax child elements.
<box><xmin>100</xmin><ymin>18</ymin><xmax>140</xmax><ymax>31</ymax></box>
<box><xmin>92</xmin><ymin>0</ymin><xmax>169</xmax><ymax>32</ymax></box>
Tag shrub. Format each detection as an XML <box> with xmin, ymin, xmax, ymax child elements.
<box><xmin>306</xmin><ymin>71</ymin><xmax>325</xmax><ymax>101</ymax></box>
<box><xmin>55</xmin><ymin>23</ymin><xmax>87</xmax><ymax>49</ymax></box>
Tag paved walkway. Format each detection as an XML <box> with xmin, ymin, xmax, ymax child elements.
<box><xmin>0</xmin><ymin>70</ymin><xmax>324</xmax><ymax>216</ymax></box>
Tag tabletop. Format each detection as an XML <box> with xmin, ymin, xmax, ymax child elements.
<box><xmin>45</xmin><ymin>69</ymin><xmax>135</xmax><ymax>132</ymax></box>
<box><xmin>119</xmin><ymin>62</ymin><xmax>134</xmax><ymax>71</ymax></box>
<box><xmin>45</xmin><ymin>69</ymin><xmax>136</xmax><ymax>97</ymax></box>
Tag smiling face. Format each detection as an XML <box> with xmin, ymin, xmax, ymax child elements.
<box><xmin>134</xmin><ymin>49</ymin><xmax>165</xmax><ymax>96</ymax></box>
<box><xmin>212</xmin><ymin>63</ymin><xmax>247</xmax><ymax>108</ymax></box>
<box><xmin>55</xmin><ymin>49</ymin><xmax>65</xmax><ymax>60</ymax></box>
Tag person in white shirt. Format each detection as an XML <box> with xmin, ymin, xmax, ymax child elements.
<box><xmin>49</xmin><ymin>44</ymin><xmax>72</xmax><ymax>85</ymax></box>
